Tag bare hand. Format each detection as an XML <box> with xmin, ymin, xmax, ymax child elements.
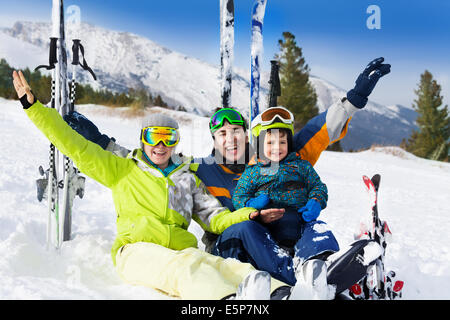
<box><xmin>12</xmin><ymin>70</ymin><xmax>34</xmax><ymax>104</ymax></box>
<box><xmin>250</xmin><ymin>208</ymin><xmax>285</xmax><ymax>223</ymax></box>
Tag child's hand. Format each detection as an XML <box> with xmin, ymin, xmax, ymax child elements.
<box><xmin>298</xmin><ymin>199</ymin><xmax>322</xmax><ymax>222</ymax></box>
<box><xmin>246</xmin><ymin>194</ymin><xmax>270</xmax><ymax>210</ymax></box>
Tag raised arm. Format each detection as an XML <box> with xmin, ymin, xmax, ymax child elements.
<box><xmin>63</xmin><ymin>111</ymin><xmax>131</xmax><ymax>158</ymax></box>
<box><xmin>12</xmin><ymin>71</ymin><xmax>128</xmax><ymax>188</ymax></box>
<box><xmin>293</xmin><ymin>57</ymin><xmax>391</xmax><ymax>166</ymax></box>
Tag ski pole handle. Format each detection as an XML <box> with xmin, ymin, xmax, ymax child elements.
<box><xmin>268</xmin><ymin>60</ymin><xmax>281</xmax><ymax>108</ymax></box>
<box><xmin>71</xmin><ymin>39</ymin><xmax>81</xmax><ymax>65</ymax></box>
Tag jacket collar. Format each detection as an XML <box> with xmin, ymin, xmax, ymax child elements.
<box><xmin>250</xmin><ymin>151</ymin><xmax>300</xmax><ymax>167</ymax></box>
<box><xmin>129</xmin><ymin>149</ymin><xmax>192</xmax><ymax>178</ymax></box>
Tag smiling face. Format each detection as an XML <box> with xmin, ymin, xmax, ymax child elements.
<box><xmin>263</xmin><ymin>129</ymin><xmax>289</xmax><ymax>162</ymax></box>
<box><xmin>143</xmin><ymin>142</ymin><xmax>175</xmax><ymax>170</ymax></box>
<box><xmin>212</xmin><ymin>121</ymin><xmax>248</xmax><ymax>164</ymax></box>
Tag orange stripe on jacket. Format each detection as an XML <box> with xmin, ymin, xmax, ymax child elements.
<box><xmin>207</xmin><ymin>186</ymin><xmax>232</xmax><ymax>199</ymax></box>
<box><xmin>299</xmin><ymin>118</ymin><xmax>351</xmax><ymax>166</ymax></box>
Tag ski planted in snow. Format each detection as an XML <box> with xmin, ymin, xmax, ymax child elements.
<box><xmin>35</xmin><ymin>0</ymin><xmax>96</xmax><ymax>249</ymax></box>
<box><xmin>249</xmin><ymin>0</ymin><xmax>267</xmax><ymax>142</ymax></box>
<box><xmin>349</xmin><ymin>174</ymin><xmax>404</xmax><ymax>299</ymax></box>
<box><xmin>220</xmin><ymin>0</ymin><xmax>234</xmax><ymax>108</ymax></box>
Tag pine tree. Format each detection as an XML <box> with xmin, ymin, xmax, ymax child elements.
<box><xmin>0</xmin><ymin>58</ymin><xmax>15</xmax><ymax>99</ymax></box>
<box><xmin>406</xmin><ymin>70</ymin><xmax>449</xmax><ymax>161</ymax></box>
<box><xmin>274</xmin><ymin>31</ymin><xmax>318</xmax><ymax>130</ymax></box>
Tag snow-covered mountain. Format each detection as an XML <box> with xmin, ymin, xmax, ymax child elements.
<box><xmin>0</xmin><ymin>21</ymin><xmax>417</xmax><ymax>150</ymax></box>
<box><xmin>310</xmin><ymin>76</ymin><xmax>418</xmax><ymax>150</ymax></box>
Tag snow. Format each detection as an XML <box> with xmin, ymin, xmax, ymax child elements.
<box><xmin>1</xmin><ymin>97</ymin><xmax>450</xmax><ymax>299</ymax></box>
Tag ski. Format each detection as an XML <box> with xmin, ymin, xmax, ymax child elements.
<box><xmin>56</xmin><ymin>0</ymin><xmax>72</xmax><ymax>246</ymax></box>
<box><xmin>220</xmin><ymin>0</ymin><xmax>234</xmax><ymax>108</ymax></box>
<box><xmin>60</xmin><ymin>4</ymin><xmax>96</xmax><ymax>244</ymax></box>
<box><xmin>249</xmin><ymin>0</ymin><xmax>267</xmax><ymax>143</ymax></box>
<box><xmin>326</xmin><ymin>239</ymin><xmax>381</xmax><ymax>296</ymax></box>
<box><xmin>34</xmin><ymin>0</ymin><xmax>64</xmax><ymax>249</ymax></box>
<box><xmin>349</xmin><ymin>174</ymin><xmax>404</xmax><ymax>299</ymax></box>
<box><xmin>35</xmin><ymin>0</ymin><xmax>95</xmax><ymax>249</ymax></box>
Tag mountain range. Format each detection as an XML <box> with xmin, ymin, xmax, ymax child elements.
<box><xmin>0</xmin><ymin>21</ymin><xmax>417</xmax><ymax>150</ymax></box>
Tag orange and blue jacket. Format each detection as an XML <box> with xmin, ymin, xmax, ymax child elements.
<box><xmin>193</xmin><ymin>97</ymin><xmax>359</xmax><ymax>211</ymax></box>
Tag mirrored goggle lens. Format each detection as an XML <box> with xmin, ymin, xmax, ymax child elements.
<box><xmin>210</xmin><ymin>108</ymin><xmax>244</xmax><ymax>130</ymax></box>
<box><xmin>142</xmin><ymin>127</ymin><xmax>179</xmax><ymax>146</ymax></box>
<box><xmin>260</xmin><ymin>107</ymin><xmax>293</xmax><ymax>124</ymax></box>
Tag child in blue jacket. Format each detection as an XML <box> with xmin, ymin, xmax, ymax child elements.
<box><xmin>213</xmin><ymin>106</ymin><xmax>340</xmax><ymax>288</ymax></box>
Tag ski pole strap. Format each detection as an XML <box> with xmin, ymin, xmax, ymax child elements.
<box><xmin>35</xmin><ymin>37</ymin><xmax>58</xmax><ymax>71</ymax></box>
<box><xmin>72</xmin><ymin>39</ymin><xmax>97</xmax><ymax>80</ymax></box>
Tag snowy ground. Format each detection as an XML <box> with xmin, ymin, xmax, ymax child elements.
<box><xmin>0</xmin><ymin>97</ymin><xmax>449</xmax><ymax>299</ymax></box>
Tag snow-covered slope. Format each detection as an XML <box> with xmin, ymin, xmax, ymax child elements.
<box><xmin>0</xmin><ymin>97</ymin><xmax>449</xmax><ymax>299</ymax></box>
<box><xmin>0</xmin><ymin>21</ymin><xmax>417</xmax><ymax>150</ymax></box>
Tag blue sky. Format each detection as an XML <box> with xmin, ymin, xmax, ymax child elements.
<box><xmin>1</xmin><ymin>0</ymin><xmax>449</xmax><ymax>108</ymax></box>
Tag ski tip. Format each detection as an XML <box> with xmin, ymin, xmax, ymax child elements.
<box><xmin>362</xmin><ymin>175</ymin><xmax>373</xmax><ymax>189</ymax></box>
<box><xmin>371</xmin><ymin>174</ymin><xmax>381</xmax><ymax>190</ymax></box>
<box><xmin>363</xmin><ymin>174</ymin><xmax>381</xmax><ymax>191</ymax></box>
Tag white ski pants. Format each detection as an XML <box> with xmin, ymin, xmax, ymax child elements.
<box><xmin>115</xmin><ymin>242</ymin><xmax>287</xmax><ymax>299</ymax></box>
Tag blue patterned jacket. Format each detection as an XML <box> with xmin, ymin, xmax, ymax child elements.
<box><xmin>232</xmin><ymin>152</ymin><xmax>328</xmax><ymax>211</ymax></box>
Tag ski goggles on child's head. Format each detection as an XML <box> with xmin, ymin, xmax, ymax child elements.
<box><xmin>251</xmin><ymin>106</ymin><xmax>295</xmax><ymax>137</ymax></box>
<box><xmin>141</xmin><ymin>126</ymin><xmax>180</xmax><ymax>147</ymax></box>
<box><xmin>258</xmin><ymin>106</ymin><xmax>294</xmax><ymax>126</ymax></box>
<box><xmin>209</xmin><ymin>108</ymin><xmax>246</xmax><ymax>133</ymax></box>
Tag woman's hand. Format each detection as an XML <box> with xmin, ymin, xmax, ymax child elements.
<box><xmin>12</xmin><ymin>70</ymin><xmax>35</xmax><ymax>104</ymax></box>
<box><xmin>249</xmin><ymin>208</ymin><xmax>285</xmax><ymax>223</ymax></box>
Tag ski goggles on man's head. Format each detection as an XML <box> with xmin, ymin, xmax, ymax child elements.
<box><xmin>141</xmin><ymin>126</ymin><xmax>180</xmax><ymax>147</ymax></box>
<box><xmin>258</xmin><ymin>106</ymin><xmax>294</xmax><ymax>126</ymax></box>
<box><xmin>209</xmin><ymin>108</ymin><xmax>246</xmax><ymax>133</ymax></box>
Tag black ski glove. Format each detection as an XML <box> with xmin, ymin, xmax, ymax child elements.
<box><xmin>347</xmin><ymin>57</ymin><xmax>391</xmax><ymax>109</ymax></box>
<box><xmin>63</xmin><ymin>111</ymin><xmax>112</xmax><ymax>150</ymax></box>
<box><xmin>19</xmin><ymin>92</ymin><xmax>36</xmax><ymax>109</ymax></box>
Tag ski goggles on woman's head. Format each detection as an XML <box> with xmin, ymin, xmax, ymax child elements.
<box><xmin>258</xmin><ymin>106</ymin><xmax>294</xmax><ymax>126</ymax></box>
<box><xmin>141</xmin><ymin>126</ymin><xmax>180</xmax><ymax>147</ymax></box>
<box><xmin>209</xmin><ymin>108</ymin><xmax>246</xmax><ymax>133</ymax></box>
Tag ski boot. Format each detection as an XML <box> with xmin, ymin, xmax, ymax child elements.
<box><xmin>235</xmin><ymin>270</ymin><xmax>271</xmax><ymax>300</ymax></box>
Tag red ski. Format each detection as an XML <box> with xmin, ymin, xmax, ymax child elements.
<box><xmin>350</xmin><ymin>174</ymin><xmax>403</xmax><ymax>299</ymax></box>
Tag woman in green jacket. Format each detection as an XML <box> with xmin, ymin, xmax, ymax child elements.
<box><xmin>12</xmin><ymin>70</ymin><xmax>287</xmax><ymax>300</ymax></box>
